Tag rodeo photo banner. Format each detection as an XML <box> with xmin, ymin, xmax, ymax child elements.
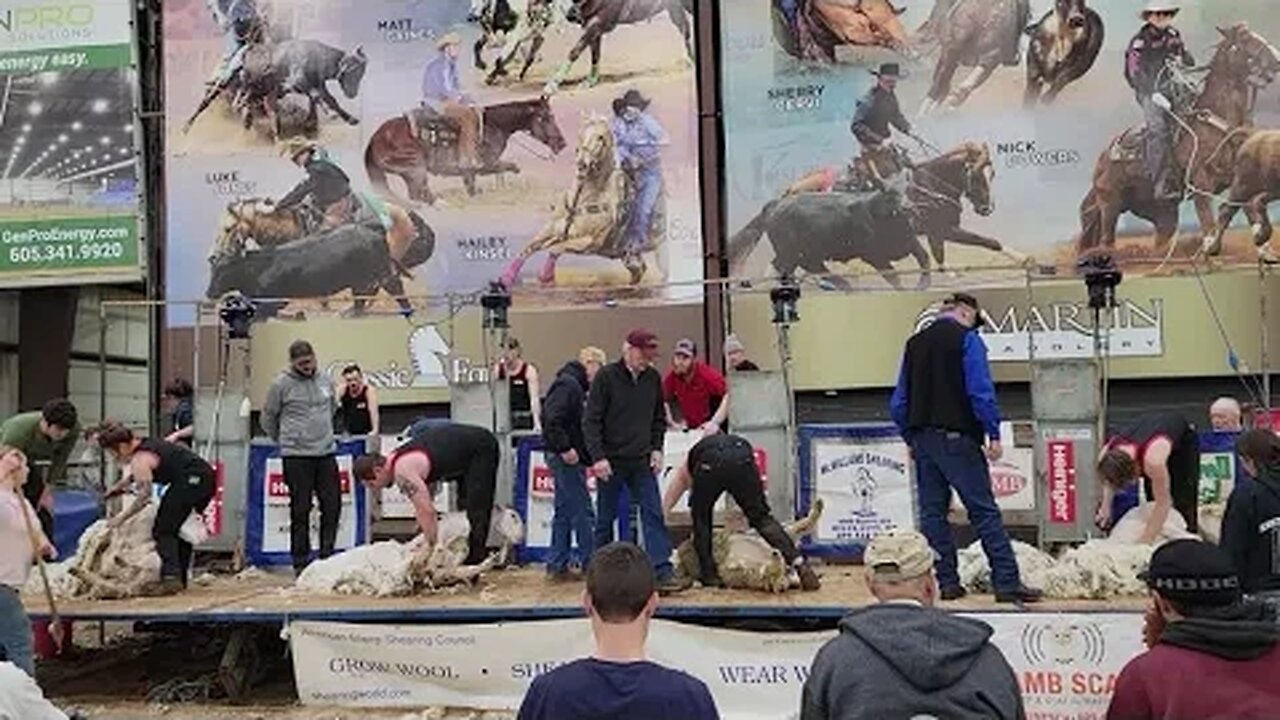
<box><xmin>290</xmin><ymin>613</ymin><xmax>1145</xmax><ymax>718</ymax></box>
<box><xmin>0</xmin><ymin>0</ymin><xmax>144</xmax><ymax>288</ymax></box>
<box><xmin>162</xmin><ymin>0</ymin><xmax>703</xmax><ymax>327</ymax></box>
<box><xmin>721</xmin><ymin>0</ymin><xmax>1280</xmax><ymax>288</ymax></box>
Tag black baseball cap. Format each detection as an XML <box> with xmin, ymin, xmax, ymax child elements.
<box><xmin>1139</xmin><ymin>539</ymin><xmax>1241</xmax><ymax>607</ymax></box>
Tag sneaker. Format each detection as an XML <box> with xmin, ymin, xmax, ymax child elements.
<box><xmin>699</xmin><ymin>574</ymin><xmax>726</xmax><ymax>589</ymax></box>
<box><xmin>656</xmin><ymin>575</ymin><xmax>692</xmax><ymax>596</ymax></box>
<box><xmin>940</xmin><ymin>585</ymin><xmax>968</xmax><ymax>601</ymax></box>
<box><xmin>995</xmin><ymin>585</ymin><xmax>1044</xmax><ymax>604</ymax></box>
<box><xmin>796</xmin><ymin>564</ymin><xmax>821</xmax><ymax>592</ymax></box>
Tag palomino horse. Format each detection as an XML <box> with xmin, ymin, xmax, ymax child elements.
<box><xmin>208</xmin><ymin>197</ymin><xmax>433</xmax><ymax>272</ymax></box>
<box><xmin>499</xmin><ymin>113</ymin><xmax>661</xmax><ymax>287</ymax></box>
<box><xmin>542</xmin><ymin>0</ymin><xmax>693</xmax><ymax>95</ymax></box>
<box><xmin>1080</xmin><ymin>23</ymin><xmax>1280</xmax><ymax>255</ymax></box>
<box><xmin>776</xmin><ymin>0</ymin><xmax>913</xmax><ymax>62</ymax></box>
<box><xmin>1210</xmin><ymin>130</ymin><xmax>1280</xmax><ymax>262</ymax></box>
<box><xmin>364</xmin><ymin>97</ymin><xmax>566</xmax><ymax>205</ymax></box>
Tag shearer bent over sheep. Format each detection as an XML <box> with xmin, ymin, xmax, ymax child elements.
<box><xmin>95</xmin><ymin>422</ymin><xmax>217</xmax><ymax>596</ymax></box>
<box><xmin>354</xmin><ymin>422</ymin><xmax>499</xmax><ymax>566</ymax></box>
<box><xmin>661</xmin><ymin>433</ymin><xmax>820</xmax><ymax>591</ymax></box>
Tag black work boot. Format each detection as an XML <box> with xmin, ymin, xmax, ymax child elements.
<box><xmin>995</xmin><ymin>584</ymin><xmax>1044</xmax><ymax>604</ymax></box>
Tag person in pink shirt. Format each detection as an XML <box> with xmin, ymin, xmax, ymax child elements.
<box><xmin>0</xmin><ymin>445</ymin><xmax>56</xmax><ymax>677</ymax></box>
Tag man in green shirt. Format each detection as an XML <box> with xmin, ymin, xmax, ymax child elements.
<box><xmin>0</xmin><ymin>399</ymin><xmax>79</xmax><ymax>535</ymax></box>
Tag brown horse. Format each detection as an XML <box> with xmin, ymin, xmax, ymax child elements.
<box><xmin>542</xmin><ymin>0</ymin><xmax>693</xmax><ymax>95</ymax></box>
<box><xmin>1210</xmin><ymin>131</ymin><xmax>1280</xmax><ymax>262</ymax></box>
<box><xmin>1024</xmin><ymin>0</ymin><xmax>1104</xmax><ymax>106</ymax></box>
<box><xmin>363</xmin><ymin>97</ymin><xmax>566</xmax><ymax>206</ymax></box>
<box><xmin>1079</xmin><ymin>24</ymin><xmax>1280</xmax><ymax>255</ymax></box>
<box><xmin>775</xmin><ymin>0</ymin><xmax>913</xmax><ymax>62</ymax></box>
<box><xmin>917</xmin><ymin>0</ymin><xmax>1030</xmax><ymax>114</ymax></box>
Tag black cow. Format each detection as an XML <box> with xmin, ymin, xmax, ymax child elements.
<box><xmin>206</xmin><ymin>223</ymin><xmax>425</xmax><ymax>318</ymax></box>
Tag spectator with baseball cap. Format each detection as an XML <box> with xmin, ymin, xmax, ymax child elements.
<box><xmin>1107</xmin><ymin>539</ymin><xmax>1280</xmax><ymax>720</ymax></box>
<box><xmin>585</xmin><ymin>329</ymin><xmax>686</xmax><ymax>594</ymax></box>
<box><xmin>801</xmin><ymin>530</ymin><xmax>1024</xmax><ymax>720</ymax></box>
<box><xmin>723</xmin><ymin>334</ymin><xmax>759</xmax><ymax>372</ymax></box>
<box><xmin>663</xmin><ymin>338</ymin><xmax>729</xmax><ymax>434</ymax></box>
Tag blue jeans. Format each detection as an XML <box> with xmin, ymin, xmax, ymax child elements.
<box><xmin>546</xmin><ymin>454</ymin><xmax>595</xmax><ymax>574</ymax></box>
<box><xmin>911</xmin><ymin>429</ymin><xmax>1020</xmax><ymax>592</ymax></box>
<box><xmin>623</xmin><ymin>165</ymin><xmax>662</xmax><ymax>253</ymax></box>
<box><xmin>778</xmin><ymin>0</ymin><xmax>800</xmax><ymax>27</ymax></box>
<box><xmin>0</xmin><ymin>586</ymin><xmax>33</xmax><ymax>677</ymax></box>
<box><xmin>594</xmin><ymin>460</ymin><xmax>673</xmax><ymax>579</ymax></box>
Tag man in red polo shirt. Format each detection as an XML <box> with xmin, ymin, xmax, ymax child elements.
<box><xmin>664</xmin><ymin>339</ymin><xmax>729</xmax><ymax>434</ymax></box>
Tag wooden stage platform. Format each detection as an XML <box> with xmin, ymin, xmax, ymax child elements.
<box><xmin>22</xmin><ymin>568</ymin><xmax>1146</xmax><ymax>624</ymax></box>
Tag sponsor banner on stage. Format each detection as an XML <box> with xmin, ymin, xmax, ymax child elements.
<box><xmin>953</xmin><ymin>421</ymin><xmax>1035</xmax><ymax>513</ymax></box>
<box><xmin>161</xmin><ymin>0</ymin><xmax>702</xmax><ymax>327</ymax></box>
<box><xmin>0</xmin><ymin>0</ymin><xmax>143</xmax><ymax>288</ymax></box>
<box><xmin>245</xmin><ymin>439</ymin><xmax>369</xmax><ymax>566</ymax></box>
<box><xmin>290</xmin><ymin>613</ymin><xmax>1143</xmax><ymax>717</ymax></box>
<box><xmin>797</xmin><ymin>425</ymin><xmax>916</xmax><ymax>558</ymax></box>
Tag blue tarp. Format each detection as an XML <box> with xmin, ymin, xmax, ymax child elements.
<box><xmin>51</xmin><ymin>489</ymin><xmax>102</xmax><ymax>558</ymax></box>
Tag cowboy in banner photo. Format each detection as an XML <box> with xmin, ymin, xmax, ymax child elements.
<box><xmin>610</xmin><ymin>89</ymin><xmax>670</xmax><ymax>263</ymax></box>
<box><xmin>422</xmin><ymin>32</ymin><xmax>483</xmax><ymax>172</ymax></box>
<box><xmin>1124</xmin><ymin>1</ymin><xmax>1195</xmax><ymax>200</ymax></box>
<box><xmin>849</xmin><ymin>62</ymin><xmax>913</xmax><ymax>190</ymax></box>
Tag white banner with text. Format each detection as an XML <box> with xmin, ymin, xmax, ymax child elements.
<box><xmin>290</xmin><ymin>613</ymin><xmax>1143</xmax><ymax>718</ymax></box>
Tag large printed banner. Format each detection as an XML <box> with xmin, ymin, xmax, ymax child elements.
<box><xmin>162</xmin><ymin>0</ymin><xmax>702</xmax><ymax>326</ymax></box>
<box><xmin>291</xmin><ymin>613</ymin><xmax>1144</xmax><ymax>717</ymax></box>
<box><xmin>245</xmin><ymin>439</ymin><xmax>369</xmax><ymax>566</ymax></box>
<box><xmin>0</xmin><ymin>0</ymin><xmax>143</xmax><ymax>288</ymax></box>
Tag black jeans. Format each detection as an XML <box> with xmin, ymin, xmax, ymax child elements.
<box><xmin>153</xmin><ymin>471</ymin><xmax>216</xmax><ymax>583</ymax></box>
<box><xmin>448</xmin><ymin>440</ymin><xmax>499</xmax><ymax>565</ymax></box>
<box><xmin>282</xmin><ymin>455</ymin><xmax>341</xmax><ymax>571</ymax></box>
<box><xmin>690</xmin><ymin>443</ymin><xmax>799</xmax><ymax>580</ymax></box>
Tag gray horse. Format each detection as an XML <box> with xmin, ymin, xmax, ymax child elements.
<box><xmin>917</xmin><ymin>0</ymin><xmax>1030</xmax><ymax>114</ymax></box>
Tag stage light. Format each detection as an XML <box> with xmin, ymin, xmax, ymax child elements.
<box><xmin>770</xmin><ymin>275</ymin><xmax>801</xmax><ymax>325</ymax></box>
<box><xmin>218</xmin><ymin>292</ymin><xmax>256</xmax><ymax>340</ymax></box>
<box><xmin>480</xmin><ymin>281</ymin><xmax>512</xmax><ymax>330</ymax></box>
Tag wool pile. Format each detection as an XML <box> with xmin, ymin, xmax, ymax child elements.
<box><xmin>958</xmin><ymin>539</ymin><xmax>1155</xmax><ymax>599</ymax></box>
<box><xmin>674</xmin><ymin>499</ymin><xmax>823</xmax><ymax>593</ymax></box>
<box><xmin>24</xmin><ymin>504</ymin><xmax>162</xmax><ymax>600</ymax></box>
<box><xmin>295</xmin><ymin>507</ymin><xmax>525</xmax><ymax>596</ymax></box>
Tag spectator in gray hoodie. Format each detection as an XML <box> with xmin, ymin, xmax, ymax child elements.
<box><xmin>800</xmin><ymin>530</ymin><xmax>1025</xmax><ymax>720</ymax></box>
<box><xmin>261</xmin><ymin>340</ymin><xmax>340</xmax><ymax>574</ymax></box>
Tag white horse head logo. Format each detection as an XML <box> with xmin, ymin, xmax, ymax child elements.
<box><xmin>407</xmin><ymin>324</ymin><xmax>451</xmax><ymax>388</ymax></box>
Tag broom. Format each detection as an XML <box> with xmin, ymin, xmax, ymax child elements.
<box><xmin>18</xmin><ymin>493</ymin><xmax>64</xmax><ymax>653</ymax></box>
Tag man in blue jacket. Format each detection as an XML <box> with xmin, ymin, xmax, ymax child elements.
<box><xmin>890</xmin><ymin>293</ymin><xmax>1040</xmax><ymax>604</ymax></box>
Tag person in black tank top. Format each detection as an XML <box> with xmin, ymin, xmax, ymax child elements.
<box><xmin>1098</xmin><ymin>412</ymin><xmax>1200</xmax><ymax>540</ymax></box>
<box><xmin>353</xmin><ymin>423</ymin><xmax>499</xmax><ymax>566</ymax></box>
<box><xmin>497</xmin><ymin>338</ymin><xmax>542</xmax><ymax>434</ymax></box>
<box><xmin>336</xmin><ymin>364</ymin><xmax>380</xmax><ymax>442</ymax></box>
<box><xmin>97</xmin><ymin>423</ymin><xmax>217</xmax><ymax>595</ymax></box>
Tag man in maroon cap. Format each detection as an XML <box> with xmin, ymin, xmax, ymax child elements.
<box><xmin>584</xmin><ymin>329</ymin><xmax>687</xmax><ymax>594</ymax></box>
<box><xmin>663</xmin><ymin>338</ymin><xmax>729</xmax><ymax>434</ymax></box>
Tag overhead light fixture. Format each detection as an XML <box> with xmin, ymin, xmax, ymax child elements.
<box><xmin>20</xmin><ymin>124</ymin><xmax>30</xmax><ymax>133</ymax></box>
<box><xmin>15</xmin><ymin>136</ymin><xmax>25</xmax><ymax>145</ymax></box>
<box><xmin>71</xmin><ymin>121</ymin><xmax>82</xmax><ymax>131</ymax></box>
<box><xmin>38</xmin><ymin>72</ymin><xmax>59</xmax><ymax>86</ymax></box>
<box><xmin>99</xmin><ymin>136</ymin><xmax>111</xmax><ymax>146</ymax></box>
<box><xmin>57</xmin><ymin>134</ymin><xmax>68</xmax><ymax>143</ymax></box>
<box><xmin>27</xmin><ymin>101</ymin><xmax>42</xmax><ymax>116</ymax></box>
<box><xmin>91</xmin><ymin>99</ymin><xmax>110</xmax><ymax>113</ymax></box>
<box><xmin>123</xmin><ymin>123</ymin><xmax>134</xmax><ymax>133</ymax></box>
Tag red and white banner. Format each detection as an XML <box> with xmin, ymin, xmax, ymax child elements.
<box><xmin>290</xmin><ymin>612</ymin><xmax>1144</xmax><ymax>718</ymax></box>
<box><xmin>1047</xmin><ymin>439</ymin><xmax>1078</xmax><ymax>525</ymax></box>
<box><xmin>260</xmin><ymin>455</ymin><xmax>361</xmax><ymax>554</ymax></box>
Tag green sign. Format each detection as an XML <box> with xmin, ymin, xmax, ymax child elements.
<box><xmin>0</xmin><ymin>0</ymin><xmax>141</xmax><ymax>288</ymax></box>
<box><xmin>1199</xmin><ymin>452</ymin><xmax>1236</xmax><ymax>504</ymax></box>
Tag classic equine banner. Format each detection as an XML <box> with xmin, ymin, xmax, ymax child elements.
<box><xmin>0</xmin><ymin>0</ymin><xmax>143</xmax><ymax>287</ymax></box>
<box><xmin>290</xmin><ymin>613</ymin><xmax>1144</xmax><ymax>718</ymax></box>
<box><xmin>162</xmin><ymin>0</ymin><xmax>702</xmax><ymax>326</ymax></box>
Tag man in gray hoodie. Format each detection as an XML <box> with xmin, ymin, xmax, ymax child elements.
<box><xmin>261</xmin><ymin>340</ymin><xmax>340</xmax><ymax>574</ymax></box>
<box><xmin>800</xmin><ymin>530</ymin><xmax>1025</xmax><ymax>720</ymax></box>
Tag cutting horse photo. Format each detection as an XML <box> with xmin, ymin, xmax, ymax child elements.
<box><xmin>469</xmin><ymin>0</ymin><xmax>572</xmax><ymax>85</ymax></box>
<box><xmin>542</xmin><ymin>0</ymin><xmax>694</xmax><ymax>95</ymax></box>
<box><xmin>363</xmin><ymin>96</ymin><xmax>567</xmax><ymax>205</ymax></box>
<box><xmin>1080</xmin><ymin>23</ymin><xmax>1280</xmax><ymax>256</ymax></box>
<box><xmin>1023</xmin><ymin>0</ymin><xmax>1104</xmax><ymax>106</ymax></box>
<box><xmin>499</xmin><ymin>113</ymin><xmax>665</xmax><ymax>288</ymax></box>
<box><xmin>728</xmin><ymin>141</ymin><xmax>1024</xmax><ymax>288</ymax></box>
<box><xmin>773</xmin><ymin>0</ymin><xmax>913</xmax><ymax>62</ymax></box>
<box><xmin>916</xmin><ymin>0</ymin><xmax>1030</xmax><ymax>114</ymax></box>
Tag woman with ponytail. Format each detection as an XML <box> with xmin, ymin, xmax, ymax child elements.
<box><xmin>96</xmin><ymin>423</ymin><xmax>216</xmax><ymax>596</ymax></box>
<box><xmin>1222</xmin><ymin>429</ymin><xmax>1280</xmax><ymax>602</ymax></box>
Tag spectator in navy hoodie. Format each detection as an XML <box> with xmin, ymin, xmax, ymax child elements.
<box><xmin>1107</xmin><ymin>539</ymin><xmax>1280</xmax><ymax>720</ymax></box>
<box><xmin>517</xmin><ymin>542</ymin><xmax>719</xmax><ymax>720</ymax></box>
<box><xmin>1221</xmin><ymin>429</ymin><xmax>1280</xmax><ymax>607</ymax></box>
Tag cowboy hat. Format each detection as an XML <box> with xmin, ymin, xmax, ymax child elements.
<box><xmin>870</xmin><ymin>62</ymin><xmax>906</xmax><ymax>78</ymax></box>
<box><xmin>617</xmin><ymin>89</ymin><xmax>650</xmax><ymax>110</ymax></box>
<box><xmin>437</xmin><ymin>31</ymin><xmax>462</xmax><ymax>50</ymax></box>
<box><xmin>1139</xmin><ymin>2</ymin><xmax>1180</xmax><ymax>17</ymax></box>
<box><xmin>279</xmin><ymin>136</ymin><xmax>317</xmax><ymax>159</ymax></box>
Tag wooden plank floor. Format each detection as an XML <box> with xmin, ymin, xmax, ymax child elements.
<box><xmin>22</xmin><ymin>568</ymin><xmax>1146</xmax><ymax>622</ymax></box>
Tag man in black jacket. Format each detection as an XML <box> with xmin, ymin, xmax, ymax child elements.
<box><xmin>584</xmin><ymin>329</ymin><xmax>685</xmax><ymax>594</ymax></box>
<box><xmin>540</xmin><ymin>347</ymin><xmax>605</xmax><ymax>581</ymax></box>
